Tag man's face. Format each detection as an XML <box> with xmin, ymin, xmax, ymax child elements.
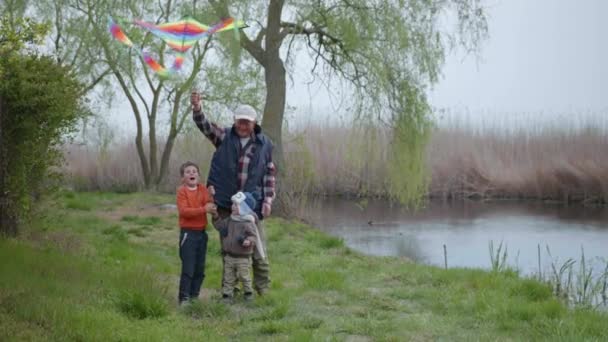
<box><xmin>231</xmin><ymin>203</ymin><xmax>239</xmax><ymax>215</ymax></box>
<box><xmin>182</xmin><ymin>166</ymin><xmax>199</xmax><ymax>187</ymax></box>
<box><xmin>235</xmin><ymin>119</ymin><xmax>255</xmax><ymax>138</ymax></box>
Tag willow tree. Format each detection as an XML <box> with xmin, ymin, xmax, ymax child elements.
<box><xmin>209</xmin><ymin>0</ymin><xmax>487</xmax><ymax>206</ymax></box>
<box><xmin>37</xmin><ymin>0</ymin><xmax>261</xmax><ymax>188</ymax></box>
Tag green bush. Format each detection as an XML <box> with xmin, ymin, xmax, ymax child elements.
<box><xmin>0</xmin><ymin>17</ymin><xmax>83</xmax><ymax>236</ymax></box>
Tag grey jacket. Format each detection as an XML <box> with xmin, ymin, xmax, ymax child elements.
<box><xmin>214</xmin><ymin>216</ymin><xmax>257</xmax><ymax>257</ymax></box>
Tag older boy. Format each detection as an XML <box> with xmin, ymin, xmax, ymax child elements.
<box><xmin>176</xmin><ymin>161</ymin><xmax>216</xmax><ymax>304</ymax></box>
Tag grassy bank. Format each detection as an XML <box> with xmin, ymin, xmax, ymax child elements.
<box><xmin>2</xmin><ymin>191</ymin><xmax>607</xmax><ymax>341</ymax></box>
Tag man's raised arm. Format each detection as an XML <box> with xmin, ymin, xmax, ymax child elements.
<box><xmin>191</xmin><ymin>91</ymin><xmax>225</xmax><ymax>148</ymax></box>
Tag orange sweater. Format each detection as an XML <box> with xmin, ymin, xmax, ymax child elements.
<box><xmin>176</xmin><ymin>184</ymin><xmax>213</xmax><ymax>230</ymax></box>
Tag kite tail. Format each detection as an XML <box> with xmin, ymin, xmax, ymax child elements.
<box><xmin>207</xmin><ymin>17</ymin><xmax>235</xmax><ymax>36</ymax></box>
<box><xmin>108</xmin><ymin>16</ymin><xmax>134</xmax><ymax>47</ymax></box>
<box><xmin>142</xmin><ymin>50</ymin><xmax>185</xmax><ymax>78</ymax></box>
<box><xmin>142</xmin><ymin>51</ymin><xmax>170</xmax><ymax>78</ymax></box>
<box><xmin>169</xmin><ymin>52</ymin><xmax>185</xmax><ymax>73</ymax></box>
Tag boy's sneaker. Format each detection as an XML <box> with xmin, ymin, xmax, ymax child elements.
<box><xmin>221</xmin><ymin>294</ymin><xmax>234</xmax><ymax>305</ymax></box>
<box><xmin>244</xmin><ymin>292</ymin><xmax>254</xmax><ymax>302</ymax></box>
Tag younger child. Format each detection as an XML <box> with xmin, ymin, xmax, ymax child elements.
<box><xmin>213</xmin><ymin>192</ymin><xmax>263</xmax><ymax>303</ymax></box>
<box><xmin>176</xmin><ymin>161</ymin><xmax>216</xmax><ymax>304</ymax></box>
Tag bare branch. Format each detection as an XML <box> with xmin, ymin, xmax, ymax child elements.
<box><xmin>127</xmin><ymin>50</ymin><xmax>151</xmax><ymax>119</ymax></box>
<box><xmin>79</xmin><ymin>68</ymin><xmax>112</xmax><ymax>95</ymax></box>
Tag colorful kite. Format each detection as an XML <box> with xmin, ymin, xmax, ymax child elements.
<box><xmin>108</xmin><ymin>16</ymin><xmax>245</xmax><ymax>78</ymax></box>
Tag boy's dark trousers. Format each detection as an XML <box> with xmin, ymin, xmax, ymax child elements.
<box><xmin>178</xmin><ymin>229</ymin><xmax>208</xmax><ymax>303</ymax></box>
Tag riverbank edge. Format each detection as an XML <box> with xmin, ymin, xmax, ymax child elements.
<box><xmin>1</xmin><ymin>191</ymin><xmax>607</xmax><ymax>340</ymax></box>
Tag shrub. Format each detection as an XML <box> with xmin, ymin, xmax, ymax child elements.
<box><xmin>0</xmin><ymin>18</ymin><xmax>84</xmax><ymax>236</ymax></box>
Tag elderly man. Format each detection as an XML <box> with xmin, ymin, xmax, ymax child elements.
<box><xmin>191</xmin><ymin>91</ymin><xmax>275</xmax><ymax>296</ymax></box>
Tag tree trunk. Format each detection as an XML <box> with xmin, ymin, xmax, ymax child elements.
<box><xmin>262</xmin><ymin>0</ymin><xmax>287</xmax><ymax>169</ymax></box>
<box><xmin>0</xmin><ymin>95</ymin><xmax>18</xmax><ymax>237</ymax></box>
<box><xmin>262</xmin><ymin>0</ymin><xmax>290</xmax><ymax>215</ymax></box>
<box><xmin>261</xmin><ymin>57</ymin><xmax>286</xmax><ymax>170</ymax></box>
<box><xmin>148</xmin><ymin>114</ymin><xmax>158</xmax><ymax>185</ymax></box>
<box><xmin>148</xmin><ymin>88</ymin><xmax>162</xmax><ymax>185</ymax></box>
<box><xmin>156</xmin><ymin>132</ymin><xmax>177</xmax><ymax>186</ymax></box>
<box><xmin>108</xmin><ymin>70</ymin><xmax>151</xmax><ymax>188</ymax></box>
<box><xmin>135</xmin><ymin>129</ymin><xmax>151</xmax><ymax>188</ymax></box>
<box><xmin>262</xmin><ymin>61</ymin><xmax>291</xmax><ymax>217</ymax></box>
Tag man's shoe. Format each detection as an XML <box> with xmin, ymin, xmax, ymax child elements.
<box><xmin>244</xmin><ymin>292</ymin><xmax>254</xmax><ymax>302</ymax></box>
<box><xmin>256</xmin><ymin>289</ymin><xmax>268</xmax><ymax>297</ymax></box>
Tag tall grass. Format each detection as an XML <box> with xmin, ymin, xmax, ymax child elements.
<box><xmin>489</xmin><ymin>240</ymin><xmax>509</xmax><ymax>272</ymax></box>
<box><xmin>485</xmin><ymin>241</ymin><xmax>608</xmax><ymax>308</ymax></box>
<box><xmin>62</xmin><ymin>111</ymin><xmax>608</xmax><ymax>203</ymax></box>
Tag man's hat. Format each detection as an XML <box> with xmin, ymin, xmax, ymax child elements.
<box><xmin>233</xmin><ymin>105</ymin><xmax>257</xmax><ymax>122</ymax></box>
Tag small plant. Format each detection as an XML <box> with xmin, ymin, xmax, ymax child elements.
<box><xmin>575</xmin><ymin>247</ymin><xmax>595</xmax><ymax>307</ymax></box>
<box><xmin>318</xmin><ymin>235</ymin><xmax>344</xmax><ymax>249</ymax></box>
<box><xmin>489</xmin><ymin>240</ymin><xmax>508</xmax><ymax>272</ymax></box>
<box><xmin>300</xmin><ymin>316</ymin><xmax>323</xmax><ymax>329</ymax></box>
<box><xmin>121</xmin><ymin>215</ymin><xmax>161</xmax><ymax>226</ymax></box>
<box><xmin>127</xmin><ymin>227</ymin><xmax>147</xmax><ymax>238</ymax></box>
<box><xmin>121</xmin><ymin>215</ymin><xmax>139</xmax><ymax>222</ymax></box>
<box><xmin>181</xmin><ymin>300</ymin><xmax>228</xmax><ymax>319</ymax></box>
<box><xmin>137</xmin><ymin>216</ymin><xmax>162</xmax><ymax>226</ymax></box>
<box><xmin>64</xmin><ymin>199</ymin><xmax>93</xmax><ymax>211</ymax></box>
<box><xmin>303</xmin><ymin>269</ymin><xmax>345</xmax><ymax>290</ymax></box>
<box><xmin>545</xmin><ymin>245</ymin><xmax>575</xmax><ymax>301</ymax></box>
<box><xmin>102</xmin><ymin>225</ymin><xmax>128</xmax><ymax>241</ymax></box>
<box><xmin>259</xmin><ymin>321</ymin><xmax>283</xmax><ymax>335</ymax></box>
<box><xmin>543</xmin><ymin>246</ymin><xmax>608</xmax><ymax>308</ymax></box>
<box><xmin>116</xmin><ymin>289</ymin><xmax>168</xmax><ymax>319</ymax></box>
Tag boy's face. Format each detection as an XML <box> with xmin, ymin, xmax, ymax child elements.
<box><xmin>231</xmin><ymin>203</ymin><xmax>239</xmax><ymax>215</ymax></box>
<box><xmin>182</xmin><ymin>166</ymin><xmax>199</xmax><ymax>187</ymax></box>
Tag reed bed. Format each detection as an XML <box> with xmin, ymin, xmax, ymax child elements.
<box><xmin>62</xmin><ymin>113</ymin><xmax>608</xmax><ymax>203</ymax></box>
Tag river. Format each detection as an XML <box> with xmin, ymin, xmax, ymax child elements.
<box><xmin>304</xmin><ymin>198</ymin><xmax>608</xmax><ymax>275</ymax></box>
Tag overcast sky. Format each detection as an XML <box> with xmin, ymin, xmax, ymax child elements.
<box><xmin>428</xmin><ymin>0</ymin><xmax>608</xmax><ymax>113</ymax></box>
<box><xmin>106</xmin><ymin>0</ymin><xmax>608</xmax><ymax>133</ymax></box>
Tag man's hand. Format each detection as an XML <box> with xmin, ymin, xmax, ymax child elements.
<box><xmin>262</xmin><ymin>202</ymin><xmax>272</xmax><ymax>218</ymax></box>
<box><xmin>191</xmin><ymin>91</ymin><xmax>202</xmax><ymax>112</ymax></box>
<box><xmin>242</xmin><ymin>239</ymin><xmax>252</xmax><ymax>247</ymax></box>
<box><xmin>205</xmin><ymin>203</ymin><xmax>217</xmax><ymax>215</ymax></box>
<box><xmin>207</xmin><ymin>185</ymin><xmax>215</xmax><ymax>196</ymax></box>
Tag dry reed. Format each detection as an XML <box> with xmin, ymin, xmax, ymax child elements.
<box><xmin>61</xmin><ymin>116</ymin><xmax>608</xmax><ymax>203</ymax></box>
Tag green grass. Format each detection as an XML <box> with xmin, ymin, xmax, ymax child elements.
<box><xmin>122</xmin><ymin>215</ymin><xmax>162</xmax><ymax>226</ymax></box>
<box><xmin>1</xmin><ymin>191</ymin><xmax>607</xmax><ymax>341</ymax></box>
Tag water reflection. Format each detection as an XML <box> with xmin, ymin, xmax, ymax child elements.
<box><xmin>304</xmin><ymin>198</ymin><xmax>608</xmax><ymax>274</ymax></box>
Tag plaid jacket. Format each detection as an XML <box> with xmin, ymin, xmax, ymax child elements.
<box><xmin>193</xmin><ymin>110</ymin><xmax>276</xmax><ymax>208</ymax></box>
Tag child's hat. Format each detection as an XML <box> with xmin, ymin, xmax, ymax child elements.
<box><xmin>231</xmin><ymin>192</ymin><xmax>257</xmax><ymax>212</ymax></box>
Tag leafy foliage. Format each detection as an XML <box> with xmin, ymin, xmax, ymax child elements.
<box><xmin>212</xmin><ymin>0</ymin><xmax>488</xmax><ymax>207</ymax></box>
<box><xmin>0</xmin><ymin>17</ymin><xmax>83</xmax><ymax>235</ymax></box>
